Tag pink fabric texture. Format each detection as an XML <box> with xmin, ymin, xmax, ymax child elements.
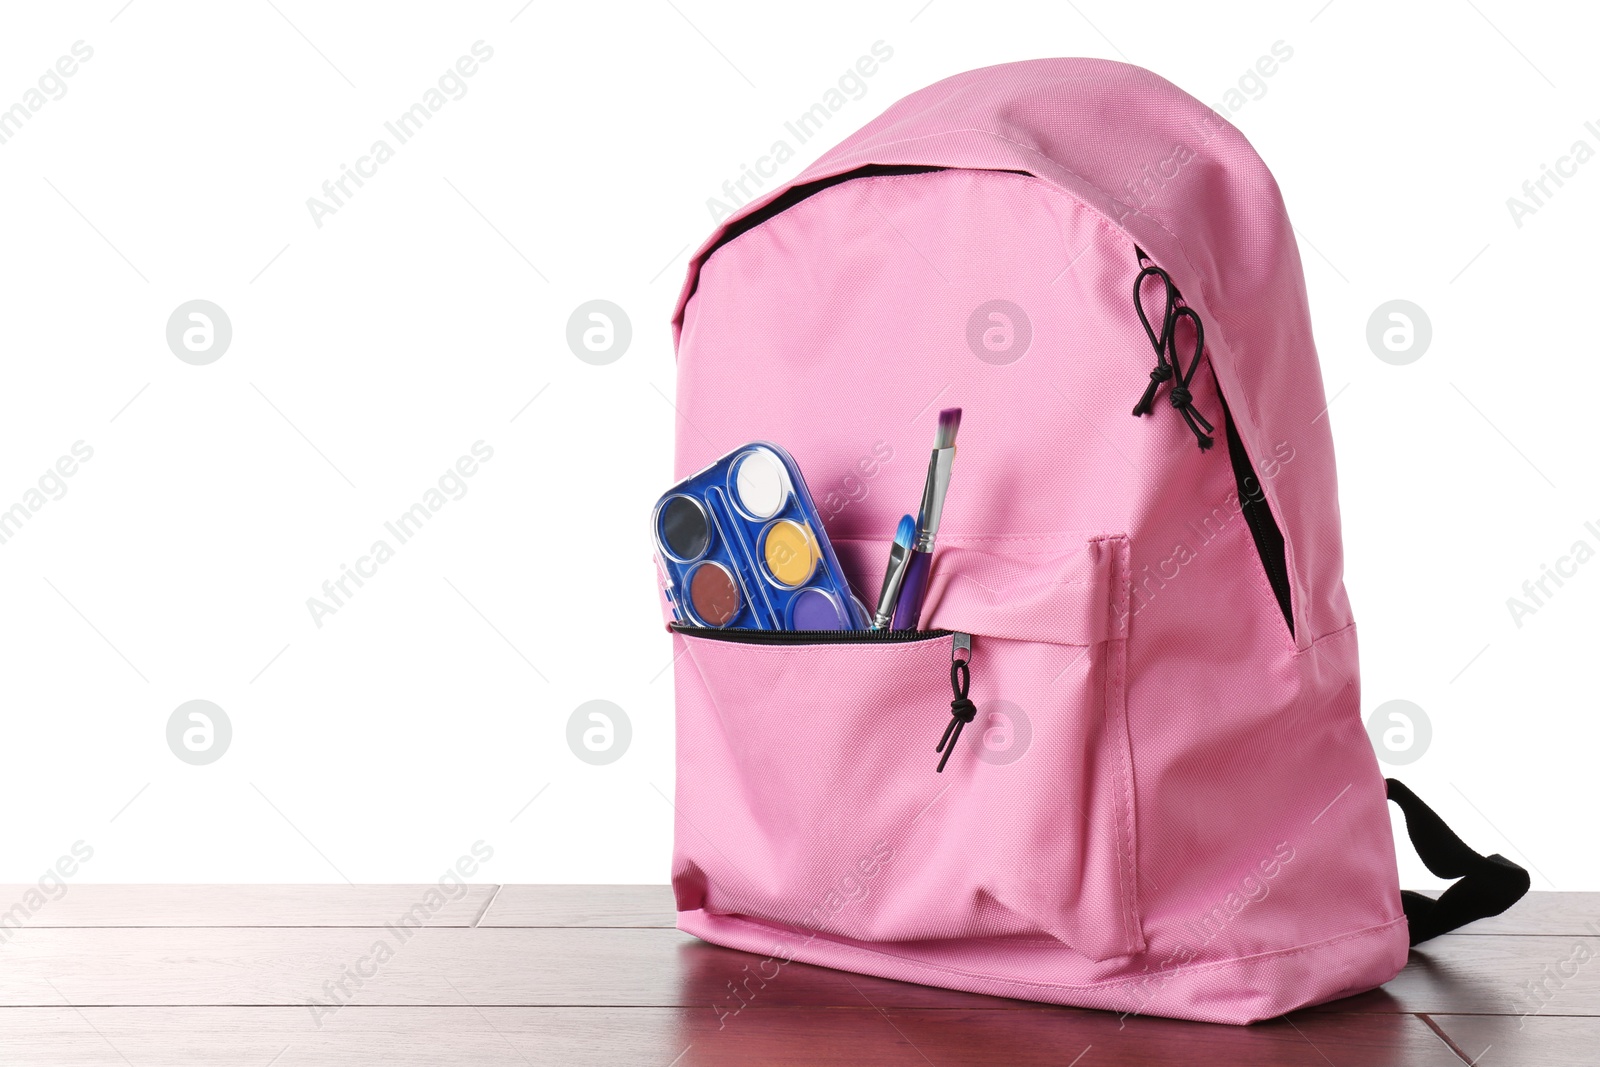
<box><xmin>666</xmin><ymin>58</ymin><xmax>1407</xmax><ymax>1024</ymax></box>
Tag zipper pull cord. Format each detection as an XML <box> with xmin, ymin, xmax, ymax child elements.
<box><xmin>1130</xmin><ymin>262</ymin><xmax>1177</xmax><ymax>417</ymax></box>
<box><xmin>1129</xmin><ymin>251</ymin><xmax>1214</xmax><ymax>451</ymax></box>
<box><xmin>1166</xmin><ymin>305</ymin><xmax>1214</xmax><ymax>450</ymax></box>
<box><xmin>935</xmin><ymin>636</ymin><xmax>975</xmax><ymax>773</ymax></box>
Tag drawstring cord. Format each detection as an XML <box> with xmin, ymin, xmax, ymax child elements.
<box><xmin>936</xmin><ymin>654</ymin><xmax>976</xmax><ymax>773</ymax></box>
<box><xmin>1166</xmin><ymin>305</ymin><xmax>1214</xmax><ymax>448</ymax></box>
<box><xmin>1131</xmin><ymin>262</ymin><xmax>1175</xmax><ymax>417</ymax></box>
<box><xmin>1130</xmin><ymin>249</ymin><xmax>1214</xmax><ymax>451</ymax></box>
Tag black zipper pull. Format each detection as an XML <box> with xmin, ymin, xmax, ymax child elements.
<box><xmin>935</xmin><ymin>633</ymin><xmax>975</xmax><ymax>773</ymax></box>
<box><xmin>1129</xmin><ymin>249</ymin><xmax>1214</xmax><ymax>451</ymax></box>
<box><xmin>1165</xmin><ymin>305</ymin><xmax>1214</xmax><ymax>449</ymax></box>
<box><xmin>1131</xmin><ymin>258</ymin><xmax>1177</xmax><ymax>418</ymax></box>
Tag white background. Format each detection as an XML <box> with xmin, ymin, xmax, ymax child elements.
<box><xmin>0</xmin><ymin>1</ymin><xmax>1593</xmax><ymax>891</ymax></box>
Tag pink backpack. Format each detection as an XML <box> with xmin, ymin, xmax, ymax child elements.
<box><xmin>664</xmin><ymin>58</ymin><xmax>1527</xmax><ymax>1024</ymax></box>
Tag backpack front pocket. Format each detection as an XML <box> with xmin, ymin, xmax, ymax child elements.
<box><xmin>669</xmin><ymin>534</ymin><xmax>1143</xmax><ymax>962</ymax></box>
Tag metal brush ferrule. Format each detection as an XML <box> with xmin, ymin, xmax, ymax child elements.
<box><xmin>914</xmin><ymin>446</ymin><xmax>956</xmax><ymax>551</ymax></box>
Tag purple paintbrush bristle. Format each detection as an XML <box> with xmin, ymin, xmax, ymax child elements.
<box><xmin>936</xmin><ymin>407</ymin><xmax>962</xmax><ymax>449</ymax></box>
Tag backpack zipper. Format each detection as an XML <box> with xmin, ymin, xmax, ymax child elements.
<box><xmin>1221</xmin><ymin>400</ymin><xmax>1295</xmax><ymax>635</ymax></box>
<box><xmin>670</xmin><ymin>624</ymin><xmax>979</xmax><ymax>774</ymax></box>
<box><xmin>668</xmin><ymin>623</ymin><xmax>951</xmax><ymax>645</ymax></box>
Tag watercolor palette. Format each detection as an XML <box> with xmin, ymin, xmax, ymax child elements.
<box><xmin>654</xmin><ymin>443</ymin><xmax>865</xmax><ymax>631</ymax></box>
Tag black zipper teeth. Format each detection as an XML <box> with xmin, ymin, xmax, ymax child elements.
<box><xmin>705</xmin><ymin>165</ymin><xmax>949</xmax><ymax>259</ymax></box>
<box><xmin>669</xmin><ymin>623</ymin><xmax>952</xmax><ymax>646</ymax></box>
<box><xmin>701</xmin><ymin>165</ymin><xmax>1034</xmax><ymax>267</ymax></box>
<box><xmin>1221</xmin><ymin>401</ymin><xmax>1294</xmax><ymax>635</ymax></box>
<box><xmin>1242</xmin><ymin>500</ymin><xmax>1292</xmax><ymax>609</ymax></box>
<box><xmin>1245</xmin><ymin>506</ymin><xmax>1289</xmax><ymax>590</ymax></box>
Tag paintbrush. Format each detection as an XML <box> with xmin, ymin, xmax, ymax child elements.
<box><xmin>870</xmin><ymin>515</ymin><xmax>919</xmax><ymax>630</ymax></box>
<box><xmin>891</xmin><ymin>407</ymin><xmax>961</xmax><ymax>630</ymax></box>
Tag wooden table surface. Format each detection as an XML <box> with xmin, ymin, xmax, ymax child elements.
<box><xmin>0</xmin><ymin>886</ymin><xmax>1592</xmax><ymax>1065</ymax></box>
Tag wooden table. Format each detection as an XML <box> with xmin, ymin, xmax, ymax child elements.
<box><xmin>0</xmin><ymin>886</ymin><xmax>1591</xmax><ymax>1064</ymax></box>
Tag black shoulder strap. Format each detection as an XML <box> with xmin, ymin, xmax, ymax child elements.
<box><xmin>1387</xmin><ymin>778</ymin><xmax>1530</xmax><ymax>945</ymax></box>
